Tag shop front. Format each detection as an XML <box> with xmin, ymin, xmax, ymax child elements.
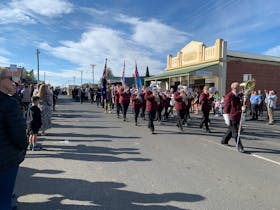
<box><xmin>145</xmin><ymin>39</ymin><xmax>227</xmax><ymax>94</ymax></box>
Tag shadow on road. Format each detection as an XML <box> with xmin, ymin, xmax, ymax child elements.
<box><xmin>51</xmin><ymin>123</ymin><xmax>121</xmax><ymax>129</ymax></box>
<box><xmin>45</xmin><ymin>132</ymin><xmax>141</xmax><ymax>140</ymax></box>
<box><xmin>16</xmin><ymin>167</ymin><xmax>205</xmax><ymax>210</ymax></box>
<box><xmin>26</xmin><ymin>144</ymin><xmax>151</xmax><ymax>163</ymax></box>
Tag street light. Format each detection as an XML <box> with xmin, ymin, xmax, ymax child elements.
<box><xmin>91</xmin><ymin>64</ymin><xmax>96</xmax><ymax>85</ymax></box>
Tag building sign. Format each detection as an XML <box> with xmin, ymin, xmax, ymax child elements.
<box><xmin>195</xmin><ymin>70</ymin><xmax>213</xmax><ymax>77</ymax></box>
<box><xmin>10</xmin><ymin>64</ymin><xmax>17</xmax><ymax>72</ymax></box>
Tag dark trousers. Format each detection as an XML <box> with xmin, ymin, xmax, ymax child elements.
<box><xmin>116</xmin><ymin>103</ymin><xmax>122</xmax><ymax>117</ymax></box>
<box><xmin>96</xmin><ymin>95</ymin><xmax>101</xmax><ymax>106</ymax></box>
<box><xmin>156</xmin><ymin>106</ymin><xmax>164</xmax><ymax>122</ymax></box>
<box><xmin>222</xmin><ymin>120</ymin><xmax>243</xmax><ymax>146</ymax></box>
<box><xmin>0</xmin><ymin>166</ymin><xmax>19</xmax><ymax>210</ymax></box>
<box><xmin>163</xmin><ymin>106</ymin><xmax>169</xmax><ymax>119</ymax></box>
<box><xmin>251</xmin><ymin>104</ymin><xmax>259</xmax><ymax>120</ymax></box>
<box><xmin>90</xmin><ymin>94</ymin><xmax>94</xmax><ymax>103</ymax></box>
<box><xmin>134</xmin><ymin>108</ymin><xmax>140</xmax><ymax>124</ymax></box>
<box><xmin>141</xmin><ymin>104</ymin><xmax>146</xmax><ymax>119</ymax></box>
<box><xmin>121</xmin><ymin>103</ymin><xmax>129</xmax><ymax>120</ymax></box>
<box><xmin>200</xmin><ymin>110</ymin><xmax>210</xmax><ymax>130</ymax></box>
<box><xmin>176</xmin><ymin>109</ymin><xmax>185</xmax><ymax>130</ymax></box>
<box><xmin>147</xmin><ymin>111</ymin><xmax>156</xmax><ymax>131</ymax></box>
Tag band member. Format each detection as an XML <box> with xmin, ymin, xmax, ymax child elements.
<box><xmin>140</xmin><ymin>86</ymin><xmax>146</xmax><ymax>120</ymax></box>
<box><xmin>131</xmin><ymin>90</ymin><xmax>142</xmax><ymax>126</ymax></box>
<box><xmin>174</xmin><ymin>86</ymin><xmax>184</xmax><ymax>131</ymax></box>
<box><xmin>163</xmin><ymin>90</ymin><xmax>171</xmax><ymax>121</ymax></box>
<box><xmin>221</xmin><ymin>82</ymin><xmax>244</xmax><ymax>153</ymax></box>
<box><xmin>119</xmin><ymin>87</ymin><xmax>131</xmax><ymax>121</ymax></box>
<box><xmin>145</xmin><ymin>87</ymin><xmax>157</xmax><ymax>134</ymax></box>
<box><xmin>199</xmin><ymin>86</ymin><xmax>214</xmax><ymax>133</ymax></box>
<box><xmin>114</xmin><ymin>85</ymin><xmax>122</xmax><ymax>118</ymax></box>
<box><xmin>156</xmin><ymin>88</ymin><xmax>164</xmax><ymax>122</ymax></box>
<box><xmin>183</xmin><ymin>88</ymin><xmax>193</xmax><ymax>126</ymax></box>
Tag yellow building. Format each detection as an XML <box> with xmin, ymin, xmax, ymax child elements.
<box><xmin>145</xmin><ymin>38</ymin><xmax>227</xmax><ymax>94</ymax></box>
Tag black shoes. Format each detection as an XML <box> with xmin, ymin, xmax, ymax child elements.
<box><xmin>237</xmin><ymin>144</ymin><xmax>245</xmax><ymax>153</ymax></box>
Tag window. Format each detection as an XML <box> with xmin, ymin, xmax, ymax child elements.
<box><xmin>243</xmin><ymin>74</ymin><xmax>252</xmax><ymax>81</ymax></box>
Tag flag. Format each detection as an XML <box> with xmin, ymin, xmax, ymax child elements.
<box><xmin>102</xmin><ymin>58</ymin><xmax>107</xmax><ymax>97</ymax></box>
<box><xmin>121</xmin><ymin>60</ymin><xmax>125</xmax><ymax>86</ymax></box>
<box><xmin>134</xmin><ymin>62</ymin><xmax>142</xmax><ymax>92</ymax></box>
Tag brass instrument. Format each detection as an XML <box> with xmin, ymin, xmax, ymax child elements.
<box><xmin>240</xmin><ymin>79</ymin><xmax>255</xmax><ymax>95</ymax></box>
<box><xmin>237</xmin><ymin>79</ymin><xmax>256</xmax><ymax>151</ymax></box>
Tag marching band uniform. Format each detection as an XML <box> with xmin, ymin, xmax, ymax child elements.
<box><xmin>199</xmin><ymin>89</ymin><xmax>214</xmax><ymax>132</ymax></box>
<box><xmin>163</xmin><ymin>92</ymin><xmax>171</xmax><ymax>120</ymax></box>
<box><xmin>140</xmin><ymin>90</ymin><xmax>146</xmax><ymax>120</ymax></box>
<box><xmin>114</xmin><ymin>88</ymin><xmax>122</xmax><ymax>118</ymax></box>
<box><xmin>132</xmin><ymin>92</ymin><xmax>142</xmax><ymax>126</ymax></box>
<box><xmin>221</xmin><ymin>85</ymin><xmax>244</xmax><ymax>153</ymax></box>
<box><xmin>174</xmin><ymin>90</ymin><xmax>184</xmax><ymax>131</ymax></box>
<box><xmin>145</xmin><ymin>89</ymin><xmax>157</xmax><ymax>134</ymax></box>
<box><xmin>119</xmin><ymin>88</ymin><xmax>131</xmax><ymax>121</ymax></box>
<box><xmin>156</xmin><ymin>92</ymin><xmax>164</xmax><ymax>122</ymax></box>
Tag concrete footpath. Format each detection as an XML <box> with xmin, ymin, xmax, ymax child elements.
<box><xmin>15</xmin><ymin>96</ymin><xmax>280</xmax><ymax>210</ymax></box>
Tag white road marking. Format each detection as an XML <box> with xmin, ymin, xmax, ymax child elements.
<box><xmin>251</xmin><ymin>154</ymin><xmax>280</xmax><ymax>166</ymax></box>
<box><xmin>200</xmin><ymin>137</ymin><xmax>280</xmax><ymax>167</ymax></box>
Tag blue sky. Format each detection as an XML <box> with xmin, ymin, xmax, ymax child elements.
<box><xmin>0</xmin><ymin>0</ymin><xmax>280</xmax><ymax>86</ymax></box>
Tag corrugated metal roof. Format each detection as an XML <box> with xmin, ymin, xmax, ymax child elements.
<box><xmin>227</xmin><ymin>50</ymin><xmax>280</xmax><ymax>63</ymax></box>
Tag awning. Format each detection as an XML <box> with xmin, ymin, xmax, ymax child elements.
<box><xmin>145</xmin><ymin>61</ymin><xmax>219</xmax><ymax>81</ymax></box>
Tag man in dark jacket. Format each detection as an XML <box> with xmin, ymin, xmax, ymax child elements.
<box><xmin>0</xmin><ymin>69</ymin><xmax>28</xmax><ymax>209</ymax></box>
<box><xmin>221</xmin><ymin>82</ymin><xmax>244</xmax><ymax>153</ymax></box>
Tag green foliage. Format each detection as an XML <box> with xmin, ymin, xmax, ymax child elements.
<box><xmin>145</xmin><ymin>66</ymin><xmax>151</xmax><ymax>87</ymax></box>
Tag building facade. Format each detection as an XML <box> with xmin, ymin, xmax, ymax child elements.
<box><xmin>145</xmin><ymin>39</ymin><xmax>280</xmax><ymax>104</ymax></box>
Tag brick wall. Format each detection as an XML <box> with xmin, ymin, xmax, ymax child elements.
<box><xmin>226</xmin><ymin>59</ymin><xmax>280</xmax><ymax>105</ymax></box>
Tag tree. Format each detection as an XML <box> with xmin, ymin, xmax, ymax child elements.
<box><xmin>106</xmin><ymin>67</ymin><xmax>114</xmax><ymax>79</ymax></box>
<box><xmin>99</xmin><ymin>67</ymin><xmax>115</xmax><ymax>84</ymax></box>
<box><xmin>145</xmin><ymin>66</ymin><xmax>150</xmax><ymax>87</ymax></box>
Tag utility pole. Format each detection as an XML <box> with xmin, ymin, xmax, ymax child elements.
<box><xmin>73</xmin><ymin>76</ymin><xmax>76</xmax><ymax>85</ymax></box>
<box><xmin>91</xmin><ymin>64</ymin><xmax>96</xmax><ymax>85</ymax></box>
<box><xmin>36</xmin><ymin>49</ymin><xmax>40</xmax><ymax>83</ymax></box>
<box><xmin>79</xmin><ymin>70</ymin><xmax>83</xmax><ymax>86</ymax></box>
<box><xmin>44</xmin><ymin>72</ymin><xmax>46</xmax><ymax>82</ymax></box>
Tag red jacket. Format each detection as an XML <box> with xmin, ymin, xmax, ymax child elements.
<box><xmin>224</xmin><ymin>92</ymin><xmax>242</xmax><ymax>121</ymax></box>
<box><xmin>114</xmin><ymin>90</ymin><xmax>120</xmax><ymax>104</ymax></box>
<box><xmin>174</xmin><ymin>91</ymin><xmax>183</xmax><ymax>110</ymax></box>
<box><xmin>119</xmin><ymin>89</ymin><xmax>131</xmax><ymax>104</ymax></box>
<box><xmin>132</xmin><ymin>94</ymin><xmax>142</xmax><ymax>109</ymax></box>
<box><xmin>145</xmin><ymin>91</ymin><xmax>157</xmax><ymax>111</ymax></box>
<box><xmin>200</xmin><ymin>92</ymin><xmax>213</xmax><ymax>112</ymax></box>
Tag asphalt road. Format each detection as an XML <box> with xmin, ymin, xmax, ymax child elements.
<box><xmin>15</xmin><ymin>96</ymin><xmax>280</xmax><ymax>210</ymax></box>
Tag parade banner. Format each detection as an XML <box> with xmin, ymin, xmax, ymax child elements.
<box><xmin>102</xmin><ymin>59</ymin><xmax>107</xmax><ymax>97</ymax></box>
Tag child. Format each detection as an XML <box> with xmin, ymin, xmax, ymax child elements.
<box><xmin>27</xmin><ymin>96</ymin><xmax>42</xmax><ymax>151</ymax></box>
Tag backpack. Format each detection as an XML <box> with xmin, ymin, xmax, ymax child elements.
<box><xmin>26</xmin><ymin>108</ymin><xmax>33</xmax><ymax>126</ymax></box>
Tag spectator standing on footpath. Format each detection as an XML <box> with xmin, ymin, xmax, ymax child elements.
<box><xmin>37</xmin><ymin>84</ymin><xmax>52</xmax><ymax>136</ymax></box>
<box><xmin>21</xmin><ymin>84</ymin><xmax>31</xmax><ymax>111</ymax></box>
<box><xmin>27</xmin><ymin>96</ymin><xmax>42</xmax><ymax>151</ymax></box>
<box><xmin>265</xmin><ymin>90</ymin><xmax>278</xmax><ymax>125</ymax></box>
<box><xmin>250</xmin><ymin>90</ymin><xmax>261</xmax><ymax>120</ymax></box>
<box><xmin>0</xmin><ymin>69</ymin><xmax>28</xmax><ymax>210</ymax></box>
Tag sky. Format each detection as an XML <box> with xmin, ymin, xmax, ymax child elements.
<box><xmin>0</xmin><ymin>0</ymin><xmax>280</xmax><ymax>87</ymax></box>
